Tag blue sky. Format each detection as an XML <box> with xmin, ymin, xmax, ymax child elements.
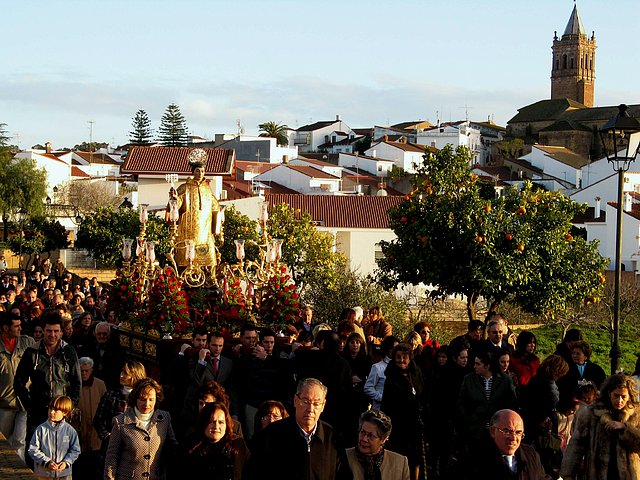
<box><xmin>2</xmin><ymin>0</ymin><xmax>638</xmax><ymax>149</ymax></box>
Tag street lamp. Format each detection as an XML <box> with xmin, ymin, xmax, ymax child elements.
<box><xmin>599</xmin><ymin>104</ymin><xmax>640</xmax><ymax>374</ymax></box>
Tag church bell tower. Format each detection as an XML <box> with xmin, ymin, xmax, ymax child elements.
<box><xmin>550</xmin><ymin>4</ymin><xmax>596</xmax><ymax>107</ymax></box>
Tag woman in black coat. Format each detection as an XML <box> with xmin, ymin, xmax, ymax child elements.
<box><xmin>183</xmin><ymin>402</ymin><xmax>249</xmax><ymax>480</ymax></box>
<box><xmin>381</xmin><ymin>342</ymin><xmax>427</xmax><ymax>480</ymax></box>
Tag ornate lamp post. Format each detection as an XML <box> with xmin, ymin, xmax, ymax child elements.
<box><xmin>599</xmin><ymin>104</ymin><xmax>640</xmax><ymax>374</ymax></box>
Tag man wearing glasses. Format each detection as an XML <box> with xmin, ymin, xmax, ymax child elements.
<box><xmin>472</xmin><ymin>409</ymin><xmax>546</xmax><ymax>479</ymax></box>
<box><xmin>247</xmin><ymin>378</ymin><xmax>338</xmax><ymax>479</ymax></box>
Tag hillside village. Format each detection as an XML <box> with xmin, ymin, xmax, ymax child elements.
<box><xmin>6</xmin><ymin>4</ymin><xmax>640</xmax><ymax>277</ymax></box>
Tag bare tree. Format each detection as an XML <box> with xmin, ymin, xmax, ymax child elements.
<box><xmin>53</xmin><ymin>180</ymin><xmax>124</xmax><ymax>217</ymax></box>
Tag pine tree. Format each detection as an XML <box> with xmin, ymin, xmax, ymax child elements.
<box><xmin>157</xmin><ymin>104</ymin><xmax>189</xmax><ymax>147</ymax></box>
<box><xmin>129</xmin><ymin>110</ymin><xmax>154</xmax><ymax>145</ymax></box>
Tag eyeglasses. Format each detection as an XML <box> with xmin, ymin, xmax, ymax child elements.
<box><xmin>296</xmin><ymin>395</ymin><xmax>324</xmax><ymax>408</ymax></box>
<box><xmin>358</xmin><ymin>428</ymin><xmax>380</xmax><ymax>440</ymax></box>
<box><xmin>494</xmin><ymin>427</ymin><xmax>525</xmax><ymax>438</ymax></box>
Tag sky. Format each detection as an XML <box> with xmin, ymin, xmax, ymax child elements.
<box><xmin>2</xmin><ymin>0</ymin><xmax>639</xmax><ymax>150</ymax></box>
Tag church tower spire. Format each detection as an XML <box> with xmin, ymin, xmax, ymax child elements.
<box><xmin>550</xmin><ymin>3</ymin><xmax>596</xmax><ymax>107</ymax></box>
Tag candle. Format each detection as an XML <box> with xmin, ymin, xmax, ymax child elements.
<box><xmin>139</xmin><ymin>204</ymin><xmax>149</xmax><ymax>224</ymax></box>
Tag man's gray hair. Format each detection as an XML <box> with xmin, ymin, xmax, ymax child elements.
<box><xmin>78</xmin><ymin>356</ymin><xmax>94</xmax><ymax>368</ymax></box>
<box><xmin>296</xmin><ymin>378</ymin><xmax>328</xmax><ymax>398</ymax></box>
<box><xmin>95</xmin><ymin>321</ymin><xmax>111</xmax><ymax>333</ymax></box>
<box><xmin>353</xmin><ymin>306</ymin><xmax>364</xmax><ymax>321</ymax></box>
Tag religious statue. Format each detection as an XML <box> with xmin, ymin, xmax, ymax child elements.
<box><xmin>168</xmin><ymin>149</ymin><xmax>222</xmax><ymax>268</ymax></box>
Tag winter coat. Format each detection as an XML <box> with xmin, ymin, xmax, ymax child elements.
<box><xmin>381</xmin><ymin>361</ymin><xmax>427</xmax><ymax>468</ymax></box>
<box><xmin>509</xmin><ymin>353</ymin><xmax>540</xmax><ymax>388</ymax></box>
<box><xmin>28</xmin><ymin>419</ymin><xmax>80</xmax><ymax>478</ymax></box>
<box><xmin>470</xmin><ymin>442</ymin><xmax>546</xmax><ymax>480</ymax></box>
<box><xmin>341</xmin><ymin>447</ymin><xmax>410</xmax><ymax>480</ymax></box>
<box><xmin>78</xmin><ymin>376</ymin><xmax>107</xmax><ymax>452</ymax></box>
<box><xmin>458</xmin><ymin>372</ymin><xmax>517</xmax><ymax>441</ymax></box>
<box><xmin>246</xmin><ymin>416</ymin><xmax>338</xmax><ymax>480</ymax></box>
<box><xmin>104</xmin><ymin>409</ymin><xmax>177</xmax><ymax>480</ymax></box>
<box><xmin>183</xmin><ymin>436</ymin><xmax>249</xmax><ymax>480</ymax></box>
<box><xmin>13</xmin><ymin>340</ymin><xmax>81</xmax><ymax>423</ymax></box>
<box><xmin>0</xmin><ymin>334</ymin><xmax>35</xmax><ymax>409</ymax></box>
<box><xmin>560</xmin><ymin>402</ymin><xmax>640</xmax><ymax>480</ymax></box>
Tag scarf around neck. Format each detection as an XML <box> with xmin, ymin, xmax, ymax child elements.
<box><xmin>355</xmin><ymin>447</ymin><xmax>384</xmax><ymax>480</ymax></box>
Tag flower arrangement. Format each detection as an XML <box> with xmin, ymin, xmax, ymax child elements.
<box><xmin>259</xmin><ymin>268</ymin><xmax>300</xmax><ymax>331</ymax></box>
<box><xmin>209</xmin><ymin>278</ymin><xmax>250</xmax><ymax>334</ymax></box>
<box><xmin>146</xmin><ymin>267</ymin><xmax>191</xmax><ymax>335</ymax></box>
<box><xmin>108</xmin><ymin>269</ymin><xmax>145</xmax><ymax>325</ymax></box>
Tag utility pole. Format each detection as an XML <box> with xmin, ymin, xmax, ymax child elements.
<box><xmin>88</xmin><ymin>120</ymin><xmax>95</xmax><ymax>162</ymax></box>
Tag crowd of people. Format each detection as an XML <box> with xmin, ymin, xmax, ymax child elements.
<box><xmin>1</xmin><ymin>263</ymin><xmax>640</xmax><ymax>479</ymax></box>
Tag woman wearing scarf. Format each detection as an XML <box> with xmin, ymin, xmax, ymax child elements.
<box><xmin>104</xmin><ymin>377</ymin><xmax>177</xmax><ymax>479</ymax></box>
<box><xmin>339</xmin><ymin>410</ymin><xmax>409</xmax><ymax>480</ymax></box>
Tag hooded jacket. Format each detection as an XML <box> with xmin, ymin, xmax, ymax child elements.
<box><xmin>28</xmin><ymin>418</ymin><xmax>80</xmax><ymax>478</ymax></box>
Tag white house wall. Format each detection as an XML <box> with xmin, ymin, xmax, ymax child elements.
<box><xmin>329</xmin><ymin>228</ymin><xmax>397</xmax><ymax>276</ymax></box>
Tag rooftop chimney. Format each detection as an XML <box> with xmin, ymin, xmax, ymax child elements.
<box><xmin>594</xmin><ymin>196</ymin><xmax>601</xmax><ymax>218</ymax></box>
<box><xmin>624</xmin><ymin>192</ymin><xmax>633</xmax><ymax>212</ymax></box>
<box><xmin>45</xmin><ymin>142</ymin><xmax>52</xmax><ymax>154</ymax></box>
<box><xmin>336</xmin><ymin>114</ymin><xmax>340</xmax><ymax>121</ymax></box>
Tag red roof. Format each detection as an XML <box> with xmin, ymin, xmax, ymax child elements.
<box><xmin>266</xmin><ymin>194</ymin><xmax>404</xmax><ymax>229</ymax></box>
<box><xmin>121</xmin><ymin>147</ymin><xmax>234</xmax><ymax>175</ymax></box>
<box><xmin>286</xmin><ymin>165</ymin><xmax>340</xmax><ymax>179</ymax></box>
<box><xmin>71</xmin><ymin>166</ymin><xmax>90</xmax><ymax>178</ymax></box>
<box><xmin>74</xmin><ymin>152</ymin><xmax>120</xmax><ymax>165</ymax></box>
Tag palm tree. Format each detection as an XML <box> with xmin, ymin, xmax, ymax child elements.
<box><xmin>258</xmin><ymin>121</ymin><xmax>289</xmax><ymax>146</ymax></box>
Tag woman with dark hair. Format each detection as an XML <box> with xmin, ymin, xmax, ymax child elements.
<box><xmin>252</xmin><ymin>400</ymin><xmax>288</xmax><ymax>438</ymax></box>
<box><xmin>184</xmin><ymin>402</ymin><xmax>249</xmax><ymax>479</ymax></box>
<box><xmin>553</xmin><ymin>328</ymin><xmax>583</xmax><ymax>365</ymax></box>
<box><xmin>561</xmin><ymin>374</ymin><xmax>640</xmax><ymax>480</ymax></box>
<box><xmin>509</xmin><ymin>330</ymin><xmax>540</xmax><ymax>388</ymax></box>
<box><xmin>338</xmin><ymin>410</ymin><xmax>410</xmax><ymax>480</ymax></box>
<box><xmin>381</xmin><ymin>343</ymin><xmax>427</xmax><ymax>480</ymax></box>
<box><xmin>458</xmin><ymin>349</ymin><xmax>517</xmax><ymax>445</ymax></box>
<box><xmin>557</xmin><ymin>340</ymin><xmax>606</xmax><ymax>405</ymax></box>
<box><xmin>105</xmin><ymin>378</ymin><xmax>177</xmax><ymax>479</ymax></box>
<box><xmin>520</xmin><ymin>354</ymin><xmax>570</xmax><ymax>476</ymax></box>
<box><xmin>342</xmin><ymin>332</ymin><xmax>373</xmax><ymax>445</ymax></box>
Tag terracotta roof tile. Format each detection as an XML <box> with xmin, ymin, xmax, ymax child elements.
<box><xmin>266</xmin><ymin>194</ymin><xmax>404</xmax><ymax>229</ymax></box>
<box><xmin>608</xmin><ymin>202</ymin><xmax>640</xmax><ymax>221</ymax></box>
<box><xmin>71</xmin><ymin>166</ymin><xmax>90</xmax><ymax>178</ymax></box>
<box><xmin>535</xmin><ymin>145</ymin><xmax>589</xmax><ymax>169</ymax></box>
<box><xmin>74</xmin><ymin>152</ymin><xmax>120</xmax><ymax>164</ymax></box>
<box><xmin>121</xmin><ymin>146</ymin><xmax>234</xmax><ymax>175</ymax></box>
<box><xmin>287</xmin><ymin>165</ymin><xmax>340</xmax><ymax>179</ymax></box>
<box><xmin>297</xmin><ymin>120</ymin><xmax>339</xmax><ymax>132</ymax></box>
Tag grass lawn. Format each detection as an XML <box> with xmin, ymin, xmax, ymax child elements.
<box><xmin>513</xmin><ymin>321</ymin><xmax>640</xmax><ymax>375</ymax></box>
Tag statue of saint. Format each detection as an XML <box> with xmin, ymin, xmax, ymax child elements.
<box><xmin>168</xmin><ymin>149</ymin><xmax>221</xmax><ymax>268</ymax></box>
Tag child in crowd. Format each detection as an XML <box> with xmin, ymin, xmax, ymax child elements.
<box><xmin>28</xmin><ymin>395</ymin><xmax>81</xmax><ymax>479</ymax></box>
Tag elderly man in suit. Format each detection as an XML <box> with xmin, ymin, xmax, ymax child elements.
<box><xmin>247</xmin><ymin>378</ymin><xmax>338</xmax><ymax>480</ymax></box>
<box><xmin>470</xmin><ymin>409</ymin><xmax>547</xmax><ymax>480</ymax></box>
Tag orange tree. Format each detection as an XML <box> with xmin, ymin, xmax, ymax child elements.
<box><xmin>377</xmin><ymin>145</ymin><xmax>608</xmax><ymax>321</ymax></box>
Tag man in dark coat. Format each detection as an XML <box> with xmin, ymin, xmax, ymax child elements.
<box><xmin>469</xmin><ymin>409</ymin><xmax>546</xmax><ymax>480</ymax></box>
<box><xmin>247</xmin><ymin>378</ymin><xmax>338</xmax><ymax>480</ymax></box>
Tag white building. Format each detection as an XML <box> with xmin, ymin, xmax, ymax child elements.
<box><xmin>215</xmin><ymin>135</ymin><xmax>298</xmax><ymax>164</ymax></box>
<box><xmin>337</xmin><ymin>152</ymin><xmax>395</xmax><ymax>178</ymax></box>
<box><xmin>416</xmin><ymin>121</ymin><xmax>481</xmax><ymax>164</ymax></box>
<box><xmin>519</xmin><ymin>145</ymin><xmax>588</xmax><ymax>190</ymax></box>
<box><xmin>293</xmin><ymin>116</ymin><xmax>356</xmax><ymax>152</ymax></box>
<box><xmin>223</xmin><ymin>194</ymin><xmax>404</xmax><ymax>276</ymax></box>
<box><xmin>365</xmin><ymin>138</ymin><xmax>428</xmax><ymax>173</ymax></box>
<box><xmin>253</xmin><ymin>164</ymin><xmax>341</xmax><ymax>194</ymax></box>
